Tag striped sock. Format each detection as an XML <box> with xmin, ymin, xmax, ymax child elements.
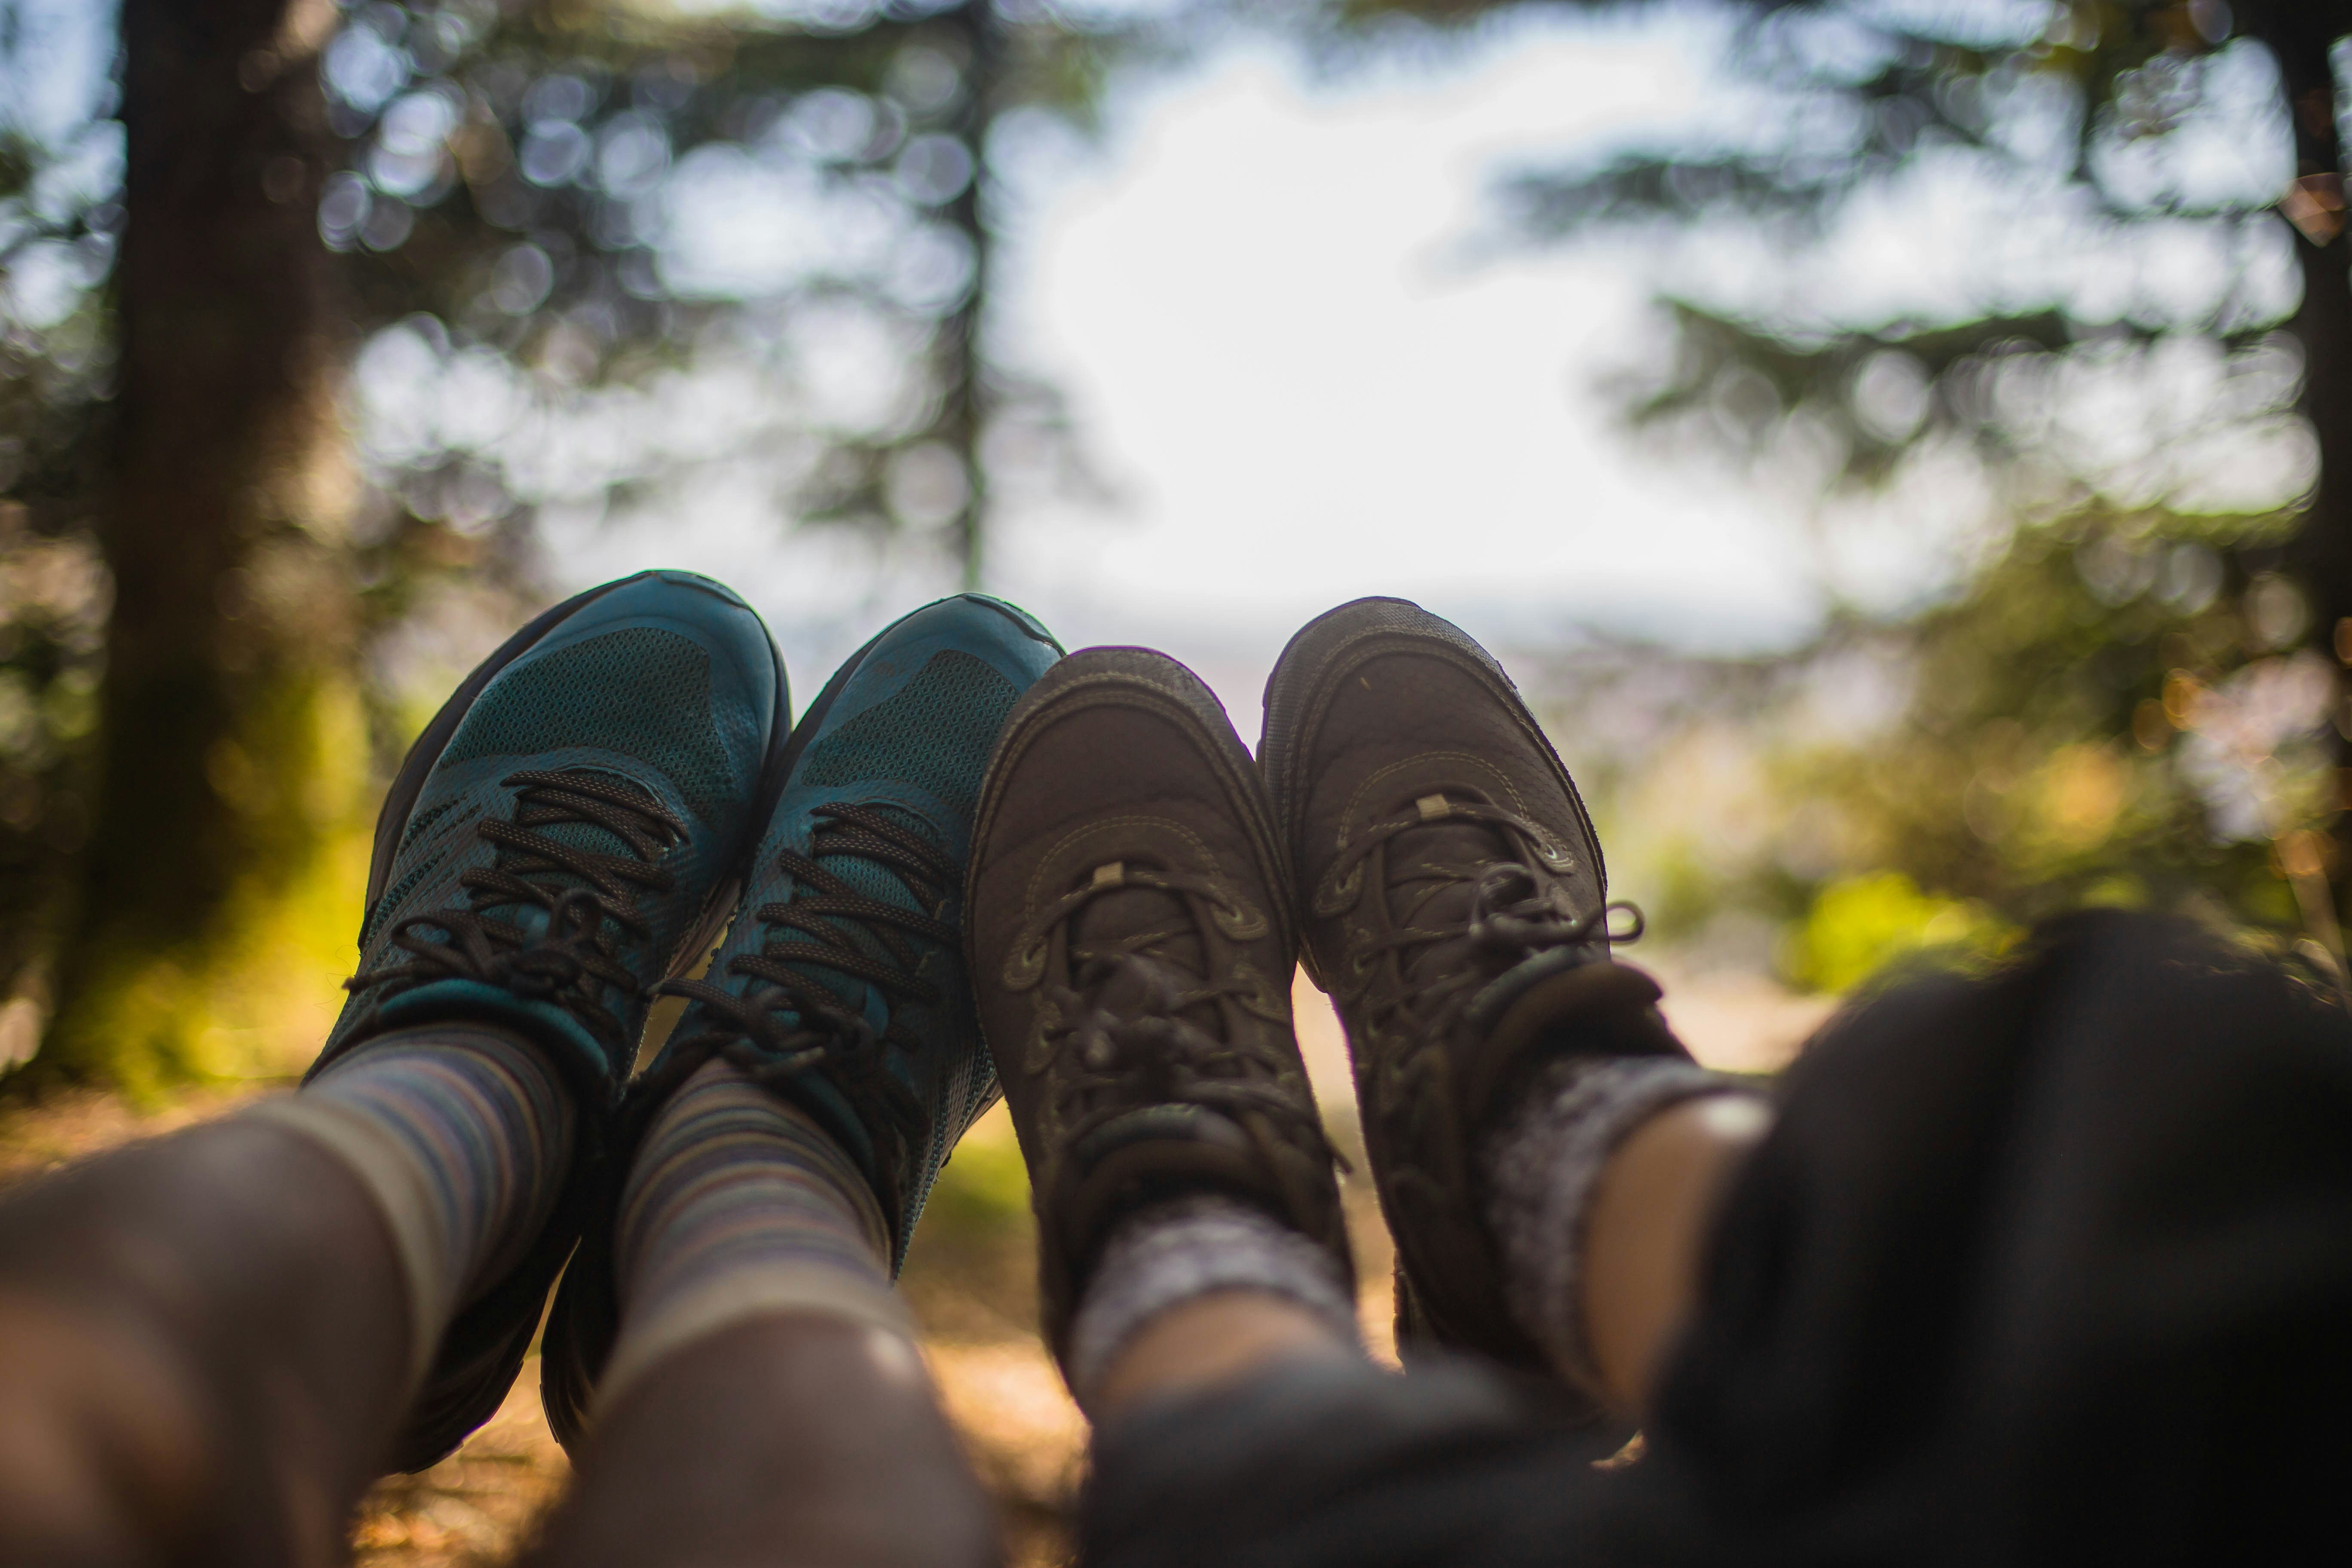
<box><xmin>243</xmin><ymin>1026</ymin><xmax>575</xmax><ymax>1392</ymax></box>
<box><xmin>597</xmin><ymin>1059</ymin><xmax>913</xmax><ymax>1417</ymax></box>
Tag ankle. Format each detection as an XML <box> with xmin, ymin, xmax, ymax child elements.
<box><xmin>1580</xmin><ymin>1093</ymin><xmax>1770</xmax><ymax>1410</ymax></box>
<box><xmin>1064</xmin><ymin>1193</ymin><xmax>1360</xmax><ymax>1415</ymax></box>
<box><xmin>1482</xmin><ymin>1059</ymin><xmax>1767</xmax><ymax>1410</ymax></box>
<box><xmin>1092</xmin><ymin>1289</ymin><xmax>1357</xmax><ymax>1418</ymax></box>
<box><xmin>250</xmin><ymin>1024</ymin><xmax>576</xmax><ymax>1410</ymax></box>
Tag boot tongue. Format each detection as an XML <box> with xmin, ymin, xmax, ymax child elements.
<box><xmin>1067</xmin><ymin>881</ymin><xmax>1217</xmax><ymax>1032</ymax></box>
<box><xmin>1384</xmin><ymin>815</ymin><xmax>1518</xmax><ymax>988</ymax></box>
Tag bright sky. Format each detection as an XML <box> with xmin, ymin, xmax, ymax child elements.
<box><xmin>15</xmin><ymin>1</ymin><xmax>2300</xmax><ymax>736</ymax></box>
<box><xmin>988</xmin><ymin>18</ymin><xmax>1828</xmax><ymax>710</ymax></box>
<box><xmin>25</xmin><ymin>0</ymin><xmax>2175</xmax><ymax>735</ymax></box>
<box><xmin>549</xmin><ymin>9</ymin><xmax>1842</xmax><ymax>727</ymax></box>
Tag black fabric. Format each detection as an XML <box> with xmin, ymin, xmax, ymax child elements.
<box><xmin>1084</xmin><ymin>1357</ymin><xmax>1629</xmax><ymax>1568</ymax></box>
<box><xmin>1081</xmin><ymin>911</ymin><xmax>2352</xmax><ymax>1567</ymax></box>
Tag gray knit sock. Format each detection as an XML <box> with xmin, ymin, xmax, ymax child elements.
<box><xmin>1063</xmin><ymin>1194</ymin><xmax>1360</xmax><ymax>1414</ymax></box>
<box><xmin>1482</xmin><ymin>1055</ymin><xmax>1760</xmax><ymax>1395</ymax></box>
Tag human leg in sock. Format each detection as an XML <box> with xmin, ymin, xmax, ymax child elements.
<box><xmin>0</xmin><ymin>569</ymin><xmax>793</xmax><ymax>1563</ymax></box>
<box><xmin>963</xmin><ymin>647</ymin><xmax>1359</xmax><ymax>1422</ymax></box>
<box><xmin>532</xmin><ymin>1061</ymin><xmax>991</xmax><ymax>1568</ymax></box>
<box><xmin>1485</xmin><ymin>1065</ymin><xmax>1767</xmax><ymax>1414</ymax></box>
<box><xmin>532</xmin><ymin>595</ymin><xmax>1064</xmax><ymax>1566</ymax></box>
<box><xmin>1084</xmin><ymin>1092</ymin><xmax>1766</xmax><ymax>1424</ymax></box>
<box><xmin>0</xmin><ymin>1023</ymin><xmax>573</xmax><ymax>1567</ymax></box>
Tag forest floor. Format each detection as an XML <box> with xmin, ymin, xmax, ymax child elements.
<box><xmin>0</xmin><ymin>966</ymin><xmax>1807</xmax><ymax>1565</ymax></box>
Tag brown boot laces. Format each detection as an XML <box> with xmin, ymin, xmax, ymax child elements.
<box><xmin>1014</xmin><ymin>865</ymin><xmax>1338</xmax><ymax>1164</ymax></box>
<box><xmin>347</xmin><ymin>769</ymin><xmax>689</xmax><ymax>1057</ymax></box>
<box><xmin>653</xmin><ymin>803</ymin><xmax>951</xmax><ymax>1167</ymax></box>
<box><xmin>1320</xmin><ymin>792</ymin><xmax>1642</xmax><ymax>1071</ymax></box>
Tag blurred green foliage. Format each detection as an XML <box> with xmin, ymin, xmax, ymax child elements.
<box><xmin>1782</xmin><ymin>870</ymin><xmax>2011</xmax><ymax>993</ymax></box>
<box><xmin>1331</xmin><ymin>0</ymin><xmax>2352</xmax><ymax>986</ymax></box>
<box><xmin>316</xmin><ymin>0</ymin><xmax>1152</xmax><ymax>612</ymax></box>
<box><xmin>1542</xmin><ymin>481</ymin><xmax>2333</xmax><ymax>993</ymax></box>
<box><xmin>7</xmin><ymin>0</ymin><xmax>2347</xmax><ymax>1082</ymax></box>
<box><xmin>922</xmin><ymin>1112</ymin><xmax>1033</xmax><ymax>1238</ymax></box>
<box><xmin>0</xmin><ymin>3</ymin><xmax>119</xmax><ymax>1067</ymax></box>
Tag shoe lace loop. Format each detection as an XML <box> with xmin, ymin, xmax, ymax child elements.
<box><xmin>1324</xmin><ymin>792</ymin><xmax>1642</xmax><ymax>1053</ymax></box>
<box><xmin>347</xmin><ymin>769</ymin><xmax>688</xmax><ymax>1054</ymax></box>
<box><xmin>1024</xmin><ymin>867</ymin><xmax>1339</xmax><ymax>1165</ymax></box>
<box><xmin>656</xmin><ymin>803</ymin><xmax>955</xmax><ymax>1161</ymax></box>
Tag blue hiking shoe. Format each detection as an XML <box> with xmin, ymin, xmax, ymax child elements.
<box><xmin>540</xmin><ymin>593</ymin><xmax>1063</xmax><ymax>1447</ymax></box>
<box><xmin>318</xmin><ymin>569</ymin><xmax>790</xmax><ymax>1470</ymax></box>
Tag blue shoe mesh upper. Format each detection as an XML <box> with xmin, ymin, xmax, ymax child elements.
<box><xmin>441</xmin><ymin>627</ymin><xmax>747</xmax><ymax>829</ymax></box>
<box><xmin>653</xmin><ymin>595</ymin><xmax>1061</xmax><ymax>1262</ymax></box>
<box><xmin>325</xmin><ymin>574</ymin><xmax>784</xmax><ymax>1095</ymax></box>
<box><xmin>799</xmin><ymin>649</ymin><xmax>1020</xmax><ymax>818</ymax></box>
<box><xmin>314</xmin><ymin>569</ymin><xmax>787</xmax><ymax>1475</ymax></box>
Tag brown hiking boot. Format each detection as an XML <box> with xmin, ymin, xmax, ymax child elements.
<box><xmin>1259</xmin><ymin>597</ymin><xmax>1683</xmax><ymax>1379</ymax></box>
<box><xmin>965</xmin><ymin>648</ymin><xmax>1351</xmax><ymax>1368</ymax></box>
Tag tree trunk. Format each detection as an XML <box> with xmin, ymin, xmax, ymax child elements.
<box><xmin>935</xmin><ymin>0</ymin><xmax>998</xmax><ymax>593</ymax></box>
<box><xmin>2238</xmin><ymin>4</ymin><xmax>2352</xmax><ymax>916</ymax></box>
<box><xmin>37</xmin><ymin>0</ymin><xmax>364</xmax><ymax>1090</ymax></box>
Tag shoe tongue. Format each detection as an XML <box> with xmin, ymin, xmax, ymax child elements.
<box><xmin>478</xmin><ymin>773</ymin><xmax>655</xmax><ymax>941</ymax></box>
<box><xmin>1384</xmin><ymin>817</ymin><xmax>1517</xmax><ymax>984</ymax></box>
<box><xmin>532</xmin><ymin>818</ymin><xmax>636</xmax><ymax>868</ymax></box>
<box><xmin>1067</xmin><ymin>884</ymin><xmax>1216</xmax><ymax>1030</ymax></box>
<box><xmin>790</xmin><ymin>805</ymin><xmax>941</xmax><ymax>1016</ymax></box>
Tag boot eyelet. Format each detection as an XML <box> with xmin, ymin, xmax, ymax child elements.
<box><xmin>1313</xmin><ymin>861</ymin><xmax>1364</xmax><ymax>916</ymax></box>
<box><xmin>1003</xmin><ymin>937</ymin><xmax>1048</xmax><ymax>990</ymax></box>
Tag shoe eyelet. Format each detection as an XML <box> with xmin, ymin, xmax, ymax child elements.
<box><xmin>1023</xmin><ymin>1026</ymin><xmax>1057</xmax><ymax>1075</ymax></box>
<box><xmin>1002</xmin><ymin>937</ymin><xmax>1048</xmax><ymax>991</ymax></box>
<box><xmin>1314</xmin><ymin>862</ymin><xmax>1364</xmax><ymax>917</ymax></box>
<box><xmin>1210</xmin><ymin>894</ymin><xmax>1268</xmax><ymax>941</ymax></box>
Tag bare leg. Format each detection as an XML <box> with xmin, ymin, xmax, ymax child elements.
<box><xmin>0</xmin><ymin>1120</ymin><xmax>410</xmax><ymax>1567</ymax></box>
<box><xmin>1093</xmin><ymin>1291</ymin><xmax>1356</xmax><ymax>1418</ymax></box>
<box><xmin>1580</xmin><ymin>1094</ymin><xmax>1769</xmax><ymax>1412</ymax></box>
<box><xmin>1095</xmin><ymin>1096</ymin><xmax>1768</xmax><ymax>1423</ymax></box>
<box><xmin>533</xmin><ymin>1318</ymin><xmax>995</xmax><ymax>1568</ymax></box>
